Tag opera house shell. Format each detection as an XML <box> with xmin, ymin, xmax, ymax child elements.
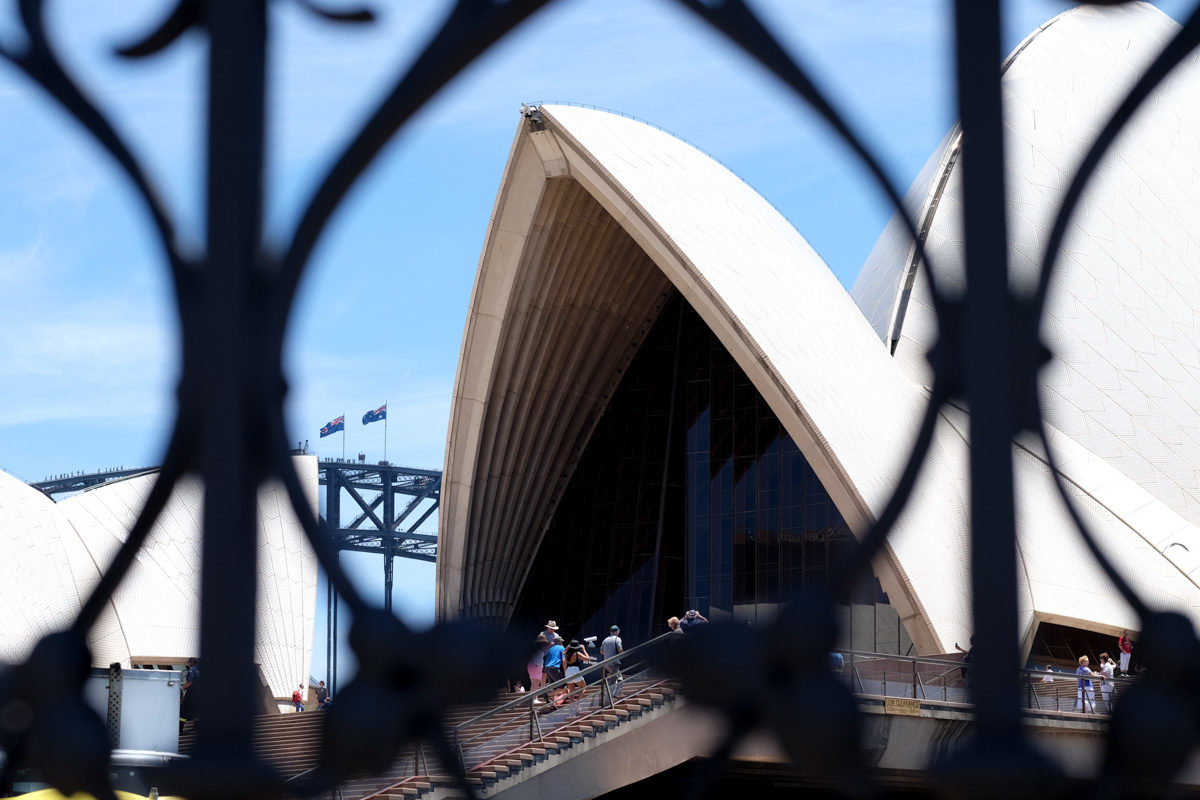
<box><xmin>0</xmin><ymin>459</ymin><xmax>318</xmax><ymax>706</ymax></box>
<box><xmin>439</xmin><ymin>1</ymin><xmax>1200</xmax><ymax>659</ymax></box>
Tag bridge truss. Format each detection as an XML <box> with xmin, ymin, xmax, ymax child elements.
<box><xmin>318</xmin><ymin>459</ymin><xmax>440</xmax><ymax>611</ymax></box>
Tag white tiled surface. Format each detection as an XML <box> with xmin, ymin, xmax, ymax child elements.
<box><xmin>855</xmin><ymin>3</ymin><xmax>1200</xmax><ymax>531</ymax></box>
<box><xmin>852</xmin><ymin>128</ymin><xmax>959</xmax><ymax>346</ymax></box>
<box><xmin>0</xmin><ymin>471</ymin><xmax>98</xmax><ymax>662</ymax></box>
<box><xmin>0</xmin><ymin>460</ymin><xmax>317</xmax><ymax>699</ymax></box>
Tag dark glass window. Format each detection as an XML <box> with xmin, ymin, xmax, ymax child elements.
<box><xmin>1029</xmin><ymin>621</ymin><xmax>1134</xmax><ymax>672</ymax></box>
<box><xmin>510</xmin><ymin>293</ymin><xmax>912</xmax><ymax>654</ymax></box>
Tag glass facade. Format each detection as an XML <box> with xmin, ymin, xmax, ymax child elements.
<box><xmin>511</xmin><ymin>294</ymin><xmax>912</xmax><ymax>654</ymax></box>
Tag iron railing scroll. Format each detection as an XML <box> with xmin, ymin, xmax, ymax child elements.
<box><xmin>0</xmin><ymin>0</ymin><xmax>1199</xmax><ymax>798</ymax></box>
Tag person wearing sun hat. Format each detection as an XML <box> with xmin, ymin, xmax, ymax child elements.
<box><xmin>678</xmin><ymin>609</ymin><xmax>708</xmax><ymax>634</ymax></box>
<box><xmin>542</xmin><ymin>619</ymin><xmax>563</xmax><ymax>644</ymax></box>
<box><xmin>601</xmin><ymin>624</ymin><xmax>624</xmax><ymax>681</ymax></box>
<box><xmin>528</xmin><ymin>632</ymin><xmax>550</xmax><ymax>697</ymax></box>
<box><xmin>543</xmin><ymin>634</ymin><xmax>566</xmax><ymax>703</ymax></box>
<box><xmin>563</xmin><ymin>639</ymin><xmax>592</xmax><ymax>702</ymax></box>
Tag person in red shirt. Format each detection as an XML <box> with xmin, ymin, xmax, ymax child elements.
<box><xmin>292</xmin><ymin>684</ymin><xmax>305</xmax><ymax>712</ymax></box>
<box><xmin>1118</xmin><ymin>631</ymin><xmax>1133</xmax><ymax>675</ymax></box>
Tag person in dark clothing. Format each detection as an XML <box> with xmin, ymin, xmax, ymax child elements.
<box><xmin>955</xmin><ymin>637</ymin><xmax>975</xmax><ymax>679</ymax></box>
<box><xmin>182</xmin><ymin>657</ymin><xmax>199</xmax><ymax>693</ymax></box>
<box><xmin>678</xmin><ymin>609</ymin><xmax>709</xmax><ymax>633</ymax></box>
<box><xmin>179</xmin><ymin>658</ymin><xmax>201</xmax><ymax>730</ymax></box>
<box><xmin>315</xmin><ymin>680</ymin><xmax>330</xmax><ymax>709</ymax></box>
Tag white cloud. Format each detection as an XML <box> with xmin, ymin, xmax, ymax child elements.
<box><xmin>0</xmin><ymin>298</ymin><xmax>176</xmax><ymax>426</ymax></box>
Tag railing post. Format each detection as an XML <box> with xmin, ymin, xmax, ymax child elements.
<box><xmin>954</xmin><ymin>0</ymin><xmax>1023</xmax><ymax>748</ymax></box>
<box><xmin>196</xmin><ymin>0</ymin><xmax>269</xmax><ymax>773</ymax></box>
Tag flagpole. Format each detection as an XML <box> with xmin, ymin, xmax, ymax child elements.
<box><xmin>384</xmin><ymin>400</ymin><xmax>388</xmax><ymax>463</ymax></box>
<box><xmin>342</xmin><ymin>412</ymin><xmax>346</xmax><ymax>461</ymax></box>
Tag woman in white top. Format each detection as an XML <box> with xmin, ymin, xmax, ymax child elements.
<box><xmin>1097</xmin><ymin>652</ymin><xmax>1116</xmax><ymax>712</ymax></box>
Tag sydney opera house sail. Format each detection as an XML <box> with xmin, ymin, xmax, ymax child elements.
<box><xmin>854</xmin><ymin>2</ymin><xmax>1200</xmax><ymax>534</ymax></box>
<box><xmin>0</xmin><ymin>459</ymin><xmax>318</xmax><ymax>704</ymax></box>
<box><xmin>439</xmin><ymin>1</ymin><xmax>1200</xmax><ymax>658</ymax></box>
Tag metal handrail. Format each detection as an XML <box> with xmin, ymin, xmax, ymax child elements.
<box><xmin>840</xmin><ymin>647</ymin><xmax>1137</xmax><ymax>717</ymax></box>
<box><xmin>466</xmin><ymin>676</ymin><xmax>675</xmax><ymax>775</ymax></box>
<box><xmin>836</xmin><ymin>648</ymin><xmax>1138</xmax><ymax>686</ymax></box>
<box><xmin>454</xmin><ymin>631</ymin><xmax>678</xmax><ymax>747</ymax></box>
<box><xmin>359</xmin><ymin>676</ymin><xmax>678</xmax><ymax>800</ymax></box>
<box><xmin>837</xmin><ymin>648</ymin><xmax>965</xmax><ymax>670</ymax></box>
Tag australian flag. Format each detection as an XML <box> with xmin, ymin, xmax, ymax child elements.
<box><xmin>320</xmin><ymin>415</ymin><xmax>345</xmax><ymax>438</ymax></box>
<box><xmin>362</xmin><ymin>404</ymin><xmax>387</xmax><ymax>425</ymax></box>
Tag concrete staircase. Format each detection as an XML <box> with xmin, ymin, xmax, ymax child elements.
<box><xmin>179</xmin><ymin>710</ymin><xmax>325</xmax><ymax>778</ymax></box>
<box><xmin>179</xmin><ymin>676</ymin><xmax>680</xmax><ymax>799</ymax></box>
<box><xmin>345</xmin><ymin>676</ymin><xmax>679</xmax><ymax>799</ymax></box>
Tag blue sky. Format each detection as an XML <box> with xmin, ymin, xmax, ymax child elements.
<box><xmin>0</xmin><ymin>0</ymin><xmax>1191</xmax><ymax>677</ymax></box>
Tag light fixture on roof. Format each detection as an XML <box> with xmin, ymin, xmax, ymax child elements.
<box><xmin>519</xmin><ymin>103</ymin><xmax>543</xmax><ymax>130</ymax></box>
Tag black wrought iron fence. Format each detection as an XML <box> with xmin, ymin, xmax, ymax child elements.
<box><xmin>2</xmin><ymin>0</ymin><xmax>1200</xmax><ymax>798</ymax></box>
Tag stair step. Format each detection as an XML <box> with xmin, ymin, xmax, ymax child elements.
<box><xmin>270</xmin><ymin>681</ymin><xmax>683</xmax><ymax>800</ymax></box>
<box><xmin>429</xmin><ymin>775</ymin><xmax>484</xmax><ymax>785</ymax></box>
<box><xmin>571</xmin><ymin>718</ymin><xmax>608</xmax><ymax>731</ymax></box>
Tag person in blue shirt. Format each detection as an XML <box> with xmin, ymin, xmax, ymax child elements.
<box><xmin>543</xmin><ymin>639</ymin><xmax>566</xmax><ymax>705</ymax></box>
<box><xmin>544</xmin><ymin>640</ymin><xmax>565</xmax><ymax>683</ymax></box>
<box><xmin>1075</xmin><ymin>655</ymin><xmax>1097</xmax><ymax>713</ymax></box>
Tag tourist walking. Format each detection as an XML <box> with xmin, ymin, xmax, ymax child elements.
<box><xmin>543</xmin><ymin>619</ymin><xmax>563</xmax><ymax>644</ymax></box>
<box><xmin>667</xmin><ymin>616</ymin><xmax>682</xmax><ymax>634</ymax></box>
<box><xmin>678</xmin><ymin>609</ymin><xmax>708</xmax><ymax>633</ymax></box>
<box><xmin>543</xmin><ymin>635</ymin><xmax>566</xmax><ymax>704</ymax></box>
<box><xmin>1036</xmin><ymin>666</ymin><xmax>1056</xmax><ymax>711</ymax></box>
<box><xmin>183</xmin><ymin>657</ymin><xmax>199</xmax><ymax>694</ymax></box>
<box><xmin>179</xmin><ymin>657</ymin><xmax>201</xmax><ymax>727</ymax></box>
<box><xmin>601</xmin><ymin>625</ymin><xmax>624</xmax><ymax>680</ymax></box>
<box><xmin>955</xmin><ymin>637</ymin><xmax>975</xmax><ymax>680</ymax></box>
<box><xmin>1075</xmin><ymin>656</ymin><xmax>1096</xmax><ymax>713</ymax></box>
<box><xmin>563</xmin><ymin>640</ymin><xmax>592</xmax><ymax>703</ymax></box>
<box><xmin>1097</xmin><ymin>652</ymin><xmax>1115</xmax><ymax>711</ymax></box>
<box><xmin>529</xmin><ymin>633</ymin><xmax>549</xmax><ymax>696</ymax></box>
<box><xmin>292</xmin><ymin>684</ymin><xmax>305</xmax><ymax>713</ymax></box>
<box><xmin>1118</xmin><ymin>630</ymin><xmax>1133</xmax><ymax>675</ymax></box>
<box><xmin>315</xmin><ymin>680</ymin><xmax>330</xmax><ymax>709</ymax></box>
